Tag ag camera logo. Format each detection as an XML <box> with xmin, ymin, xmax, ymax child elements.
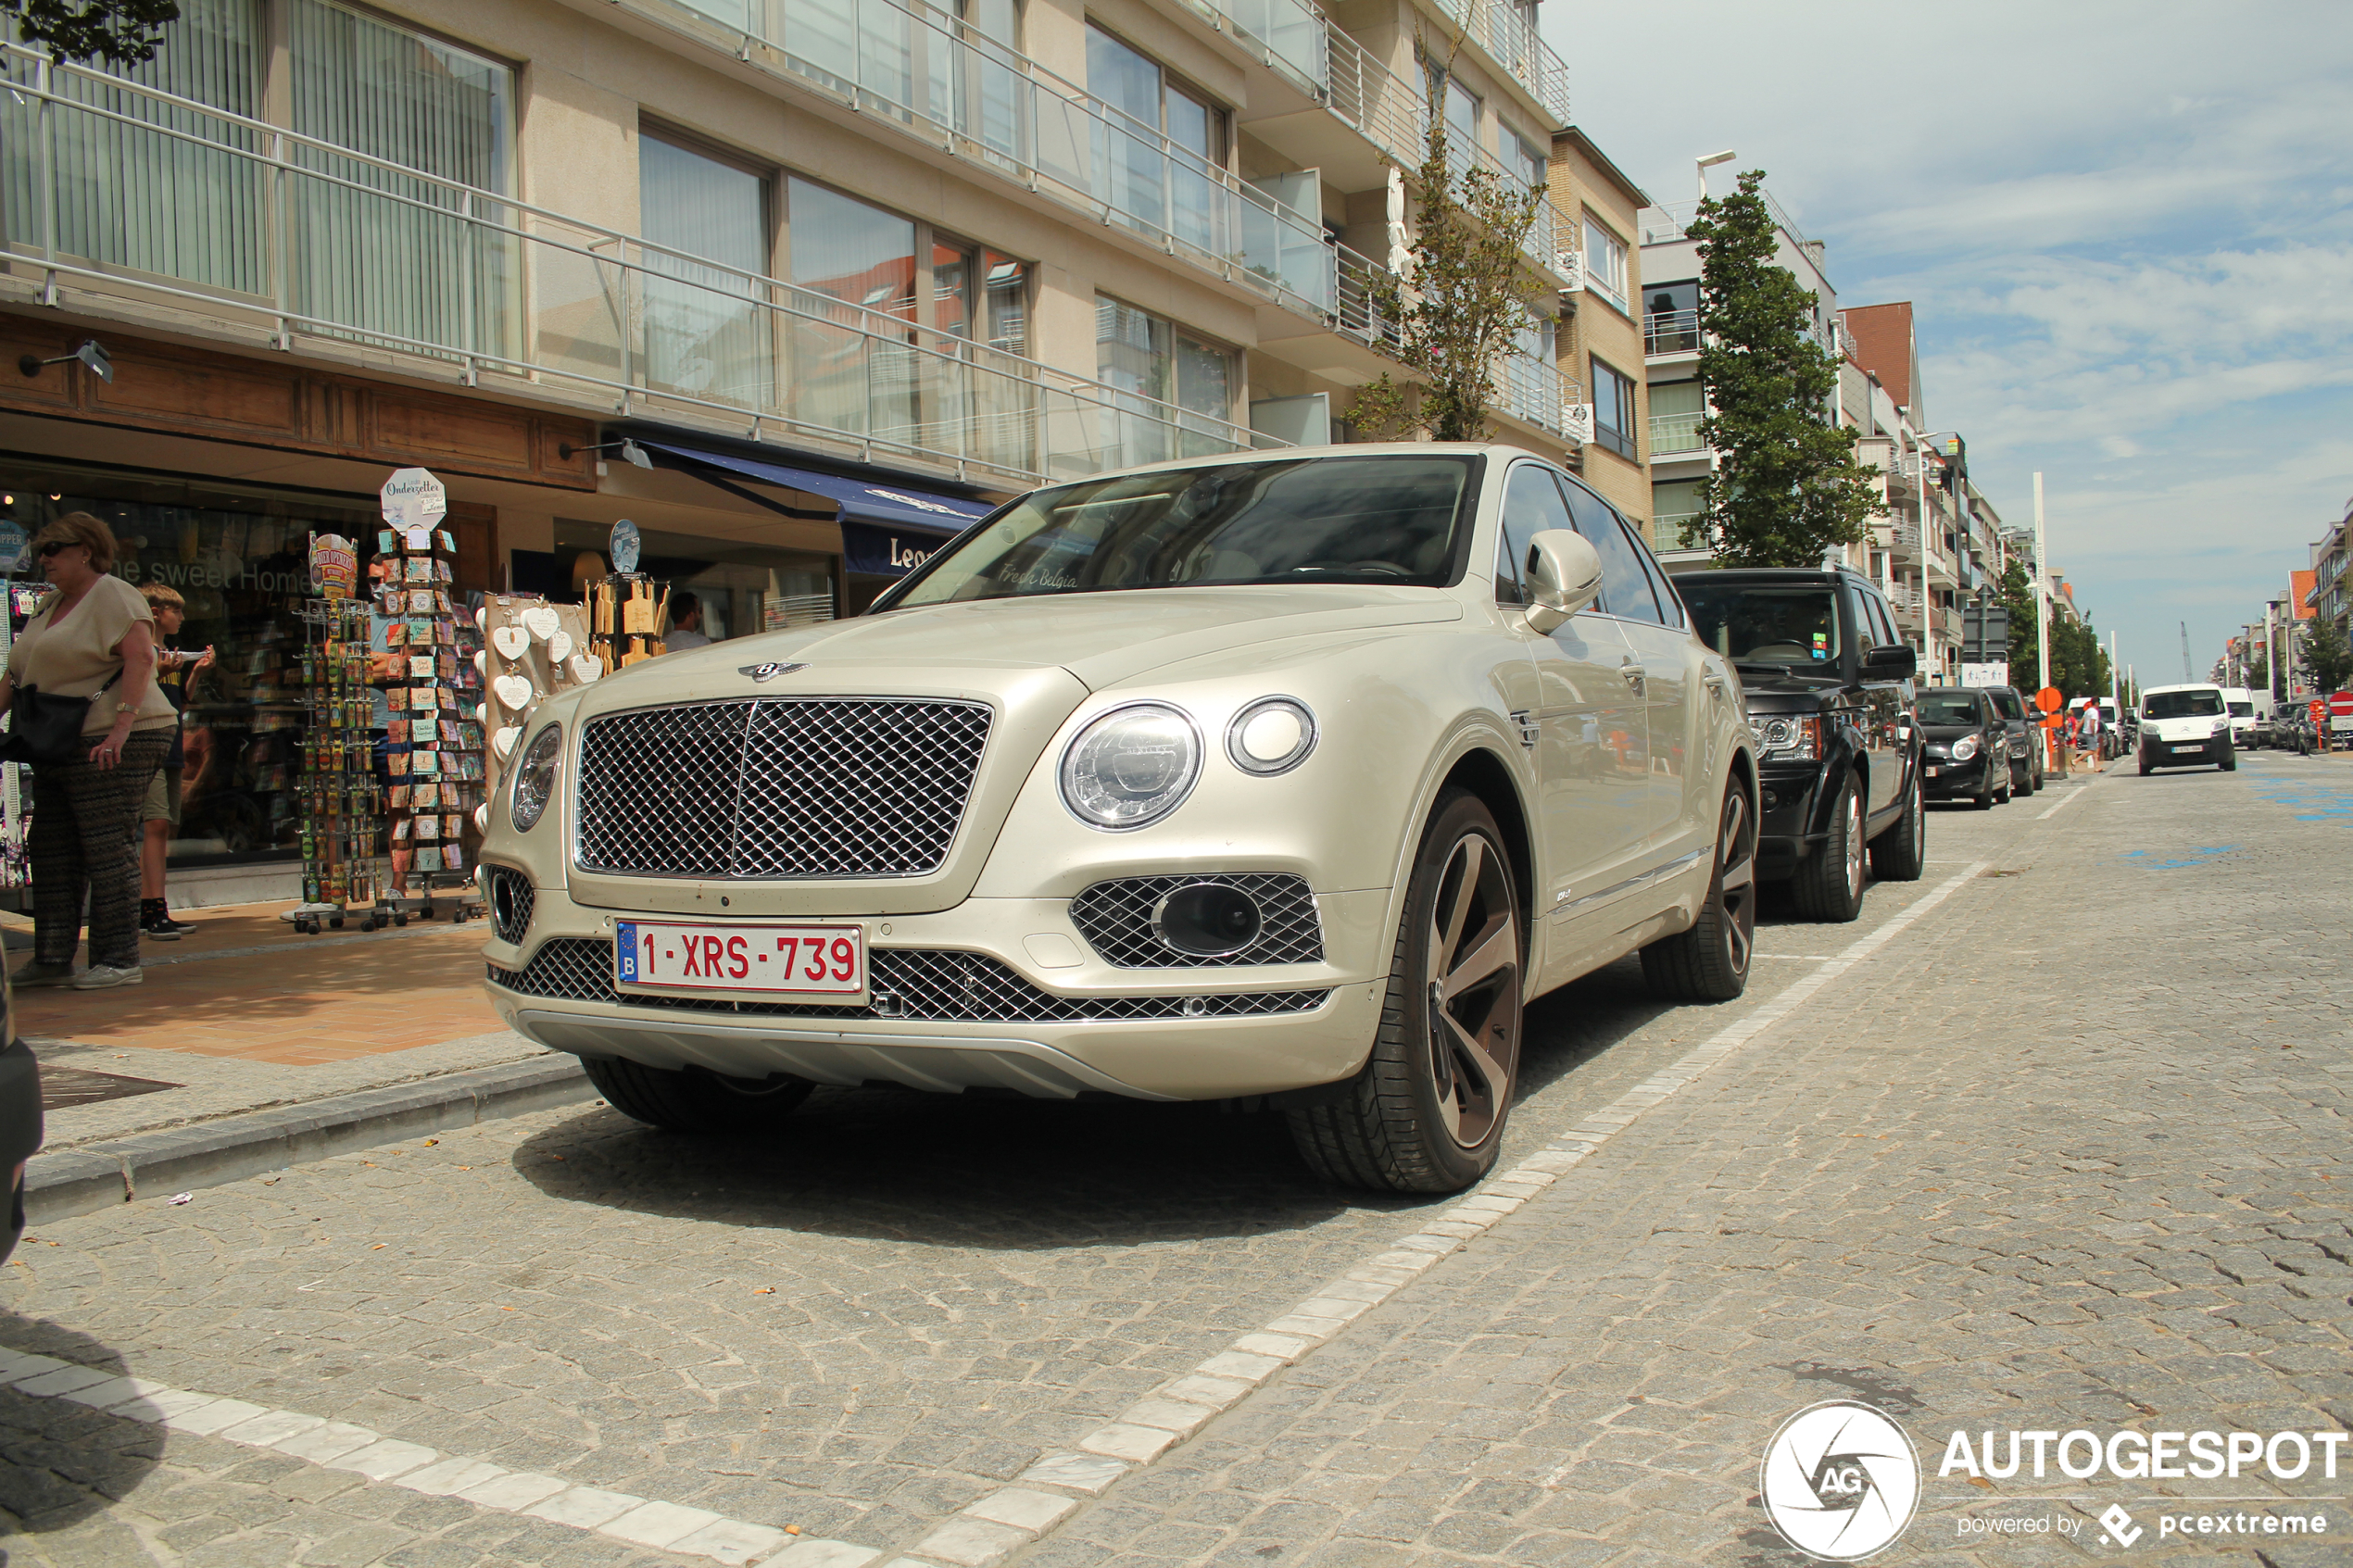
<box><xmin>1761</xmin><ymin>1400</ymin><xmax>1921</xmax><ymax>1560</ymax></box>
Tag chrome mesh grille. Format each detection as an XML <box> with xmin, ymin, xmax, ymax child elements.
<box><xmin>575</xmin><ymin>698</ymin><xmax>991</xmax><ymax>879</ymax></box>
<box><xmin>486</xmin><ymin>868</ymin><xmax>535</xmax><ymax>946</ymax></box>
<box><xmin>488</xmin><ymin>938</ymin><xmax>1327</xmax><ymax>1022</ymax></box>
<box><xmin>1069</xmin><ymin>875</ymin><xmax>1324</xmax><ymax>968</ymax></box>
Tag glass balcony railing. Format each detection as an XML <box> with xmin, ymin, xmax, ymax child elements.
<box><xmin>0</xmin><ymin>45</ymin><xmax>1266</xmax><ymax>486</ymax></box>
<box><xmin>1496</xmin><ymin>354</ymin><xmax>1576</xmax><ymax>437</ymax></box>
<box><xmin>625</xmin><ymin>0</ymin><xmax>1337</xmax><ymax>319</ymax></box>
<box><xmin>1649</xmin><ymin>410</ymin><xmax>1707</xmax><ymax>453</ymax></box>
<box><xmin>1175</xmin><ymin>0</ymin><xmax>1327</xmax><ymax>94</ymax></box>
<box><xmin>1643</xmin><ymin>308</ymin><xmax>1698</xmax><ymax>356</ymax></box>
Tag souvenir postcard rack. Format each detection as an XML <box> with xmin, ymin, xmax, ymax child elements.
<box><xmin>285</xmin><ymin>597</ymin><xmax>387</xmax><ymax>934</ymax></box>
<box><xmin>378</xmin><ymin>526</ymin><xmax>484</xmax><ymax>925</ymax></box>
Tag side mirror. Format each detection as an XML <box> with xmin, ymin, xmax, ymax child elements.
<box><xmin>1522</xmin><ymin>529</ymin><xmax>1604</xmax><ymax>634</ymax></box>
<box><xmin>1863</xmin><ymin>643</ymin><xmax>1918</xmax><ymax>680</ymax></box>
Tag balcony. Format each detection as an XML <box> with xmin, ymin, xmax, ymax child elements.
<box><xmin>0</xmin><ymin>47</ymin><xmax>1264</xmax><ymax>486</ymax></box>
<box><xmin>1640</xmin><ymin>188</ymin><xmax>1814</xmax><ymax>249</ymax></box>
<box><xmin>1653</xmin><ymin>511</ymin><xmax>1706</xmax><ymax>553</ymax></box>
<box><xmin>1175</xmin><ymin>0</ymin><xmax>1327</xmax><ymax>95</ymax></box>
<box><xmin>1648</xmin><ymin>410</ymin><xmax>1706</xmax><ymax>455</ymax></box>
<box><xmin>1643</xmin><ymin>308</ymin><xmax>1698</xmax><ymax>357</ymax></box>
<box><xmin>1496</xmin><ymin>354</ymin><xmax>1579</xmax><ymax>440</ymax></box>
<box><xmin>1435</xmin><ymin>0</ymin><xmax>1572</xmax><ymax>126</ymax></box>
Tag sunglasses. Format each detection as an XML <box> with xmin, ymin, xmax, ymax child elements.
<box><xmin>36</xmin><ymin>541</ymin><xmax>77</xmax><ymax>558</ymax></box>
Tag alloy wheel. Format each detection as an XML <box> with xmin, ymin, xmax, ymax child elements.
<box><xmin>1842</xmin><ymin>789</ymin><xmax>1865</xmax><ymax>900</ymax></box>
<box><xmin>1424</xmin><ymin>833</ymin><xmax>1519</xmax><ymax>1148</ymax></box>
<box><xmin>1718</xmin><ymin>788</ymin><xmax>1756</xmax><ymax>978</ymax></box>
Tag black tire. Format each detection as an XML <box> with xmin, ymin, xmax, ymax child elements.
<box><xmin>2221</xmin><ymin>753</ymin><xmax>2236</xmax><ymax>771</ymax></box>
<box><xmin>1868</xmin><ymin>767</ymin><xmax>1925</xmax><ymax>883</ymax></box>
<box><xmin>1287</xmin><ymin>791</ymin><xmax>1522</xmax><ymax>1194</ymax></box>
<box><xmin>1972</xmin><ymin>765</ymin><xmax>1996</xmax><ymax>809</ymax></box>
<box><xmin>1641</xmin><ymin>778</ymin><xmax>1755</xmax><ymax>1002</ymax></box>
<box><xmin>2139</xmin><ymin>759</ymin><xmax>2154</xmax><ymax>776</ymax></box>
<box><xmin>1994</xmin><ymin>765</ymin><xmax>2013</xmax><ymax>804</ymax></box>
<box><xmin>583</xmin><ymin>1056</ymin><xmax>813</xmax><ymax>1134</ymax></box>
<box><xmin>1793</xmin><ymin>773</ymin><xmax>1866</xmax><ymax>922</ymax></box>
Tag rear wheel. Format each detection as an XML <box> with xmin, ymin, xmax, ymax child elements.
<box><xmin>1868</xmin><ymin>769</ymin><xmax>1925</xmax><ymax>883</ymax></box>
<box><xmin>1288</xmin><ymin>792</ymin><xmax>1521</xmax><ymax>1193</ymax></box>
<box><xmin>1641</xmin><ymin>779</ymin><xmax>1755</xmax><ymax>1002</ymax></box>
<box><xmin>584</xmin><ymin>1057</ymin><xmax>813</xmax><ymax>1134</ymax></box>
<box><xmin>1793</xmin><ymin>774</ymin><xmax>1866</xmax><ymax>923</ymax></box>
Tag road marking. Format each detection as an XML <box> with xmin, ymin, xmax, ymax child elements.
<box><xmin>0</xmin><ymin>1348</ymin><xmax>788</xmax><ymax>1564</ymax></box>
<box><xmin>866</xmin><ymin>859</ymin><xmax>1998</xmax><ymax>1566</ymax></box>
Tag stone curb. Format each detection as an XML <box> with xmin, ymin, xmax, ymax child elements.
<box><xmin>23</xmin><ymin>1055</ymin><xmax>593</xmax><ymax>1225</ymax></box>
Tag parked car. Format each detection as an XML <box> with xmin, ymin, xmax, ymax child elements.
<box><xmin>2137</xmin><ymin>683</ymin><xmax>2235</xmax><ymax>773</ymax></box>
<box><xmin>1982</xmin><ymin>684</ymin><xmax>2043</xmax><ymax>796</ymax></box>
<box><xmin>480</xmin><ymin>445</ymin><xmax>1759</xmax><ymax>1194</ymax></box>
<box><xmin>0</xmin><ymin>962</ymin><xmax>34</xmax><ymax>1264</ymax></box>
<box><xmin>1915</xmin><ymin>687</ymin><xmax>2011</xmax><ymax>808</ymax></box>
<box><xmin>2221</xmin><ymin>687</ymin><xmax>2262</xmax><ymax>750</ymax></box>
<box><xmin>1670</xmin><ymin>565</ymin><xmax>1925</xmax><ymax>922</ymax></box>
<box><xmin>2272</xmin><ymin>707</ymin><xmax>2317</xmax><ymax>755</ymax></box>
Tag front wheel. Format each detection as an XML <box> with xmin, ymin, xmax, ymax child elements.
<box><xmin>1793</xmin><ymin>774</ymin><xmax>1866</xmax><ymax>922</ymax></box>
<box><xmin>1641</xmin><ymin>778</ymin><xmax>1755</xmax><ymax>1002</ymax></box>
<box><xmin>584</xmin><ymin>1057</ymin><xmax>813</xmax><ymax>1134</ymax></box>
<box><xmin>1288</xmin><ymin>791</ymin><xmax>1522</xmax><ymax>1193</ymax></box>
<box><xmin>1868</xmin><ymin>768</ymin><xmax>1925</xmax><ymax>883</ymax></box>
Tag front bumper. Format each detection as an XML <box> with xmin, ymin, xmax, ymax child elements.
<box><xmin>1755</xmin><ymin>761</ymin><xmax>1830</xmax><ymax>880</ymax></box>
<box><xmin>1920</xmin><ymin>755</ymin><xmax>1990</xmax><ymax>798</ymax></box>
<box><xmin>483</xmin><ymin>880</ymin><xmax>1392</xmax><ymax>1101</ymax></box>
<box><xmin>2143</xmin><ymin>737</ymin><xmax>2231</xmax><ymax>767</ymax></box>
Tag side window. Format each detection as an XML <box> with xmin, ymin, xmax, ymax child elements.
<box><xmin>1558</xmin><ymin>474</ymin><xmax>1660</xmax><ymax>622</ymax></box>
<box><xmin>1855</xmin><ymin>586</ymin><xmax>1893</xmax><ymax>650</ymax></box>
<box><xmin>1497</xmin><ymin>462</ymin><xmax>1576</xmax><ymax>606</ymax></box>
<box><xmin>1844</xmin><ymin>587</ymin><xmax>1878</xmax><ymax>659</ymax></box>
<box><xmin>1871</xmin><ymin>592</ymin><xmax>1900</xmax><ymax>649</ymax></box>
<box><xmin>1621</xmin><ymin>514</ymin><xmax>1685</xmax><ymax>629</ymax></box>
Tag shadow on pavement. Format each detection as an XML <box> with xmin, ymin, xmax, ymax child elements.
<box><xmin>0</xmin><ymin>1315</ymin><xmax>161</xmax><ymax>1538</ymax></box>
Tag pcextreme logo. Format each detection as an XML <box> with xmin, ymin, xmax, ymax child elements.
<box><xmin>1760</xmin><ymin>1400</ymin><xmax>1922</xmax><ymax>1561</ymax></box>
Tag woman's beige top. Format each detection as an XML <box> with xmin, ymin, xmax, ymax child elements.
<box><xmin>7</xmin><ymin>573</ymin><xmax>178</xmax><ymax>734</ymax></box>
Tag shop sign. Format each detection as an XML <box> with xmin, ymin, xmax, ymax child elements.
<box><xmin>0</xmin><ymin>521</ymin><xmax>27</xmax><ymax>574</ymax></box>
<box><xmin>308</xmin><ymin>533</ymin><xmax>359</xmax><ymax>598</ymax></box>
<box><xmin>840</xmin><ymin>517</ymin><xmax>961</xmax><ymax>578</ymax></box>
<box><xmin>381</xmin><ymin>467</ymin><xmax>447</xmax><ymax>538</ymax></box>
<box><xmin>610</xmin><ymin>518</ymin><xmax>642</xmax><ymax>574</ymax></box>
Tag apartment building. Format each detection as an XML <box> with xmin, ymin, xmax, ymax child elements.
<box><xmin>1546</xmin><ymin>127</ymin><xmax>1647</xmax><ymax>534</ymax></box>
<box><xmin>1635</xmin><ymin>182</ymin><xmax>1837</xmax><ymax>563</ymax></box>
<box><xmin>0</xmin><ymin>0</ymin><xmax>1576</xmax><ymax>885</ymax></box>
<box><xmin>2308</xmin><ymin>504</ymin><xmax>2351</xmax><ymax>644</ymax></box>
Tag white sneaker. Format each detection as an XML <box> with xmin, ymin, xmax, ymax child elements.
<box><xmin>70</xmin><ymin>964</ymin><xmax>144</xmax><ymax>990</ymax></box>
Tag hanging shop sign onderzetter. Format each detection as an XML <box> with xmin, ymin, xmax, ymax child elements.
<box><xmin>380</xmin><ymin>466</ymin><xmax>449</xmax><ymax>550</ymax></box>
<box><xmin>610</xmin><ymin>518</ymin><xmax>642</xmax><ymax>575</ymax></box>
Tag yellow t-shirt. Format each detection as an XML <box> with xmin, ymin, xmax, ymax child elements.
<box><xmin>7</xmin><ymin>573</ymin><xmax>180</xmax><ymax>734</ymax></box>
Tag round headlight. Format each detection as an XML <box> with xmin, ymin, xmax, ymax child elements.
<box><xmin>1226</xmin><ymin>696</ymin><xmax>1316</xmax><ymax>776</ymax></box>
<box><xmin>510</xmin><ymin>723</ymin><xmax>563</xmax><ymax>833</ymax></box>
<box><xmin>1060</xmin><ymin>703</ymin><xmax>1201</xmax><ymax>830</ymax></box>
<box><xmin>1756</xmin><ymin>717</ymin><xmax>1796</xmax><ymax>751</ymax></box>
<box><xmin>1952</xmin><ymin>734</ymin><xmax>1979</xmax><ymax>761</ymax></box>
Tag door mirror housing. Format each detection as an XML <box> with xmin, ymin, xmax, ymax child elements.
<box><xmin>1863</xmin><ymin>643</ymin><xmax>1918</xmax><ymax>680</ymax></box>
<box><xmin>1522</xmin><ymin>529</ymin><xmax>1604</xmax><ymax>634</ymax></box>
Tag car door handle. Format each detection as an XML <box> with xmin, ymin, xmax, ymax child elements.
<box><xmin>1619</xmin><ymin>659</ymin><xmax>1646</xmax><ymax>690</ymax></box>
<box><xmin>1704</xmin><ymin>673</ymin><xmax>1729</xmax><ymax>699</ymax></box>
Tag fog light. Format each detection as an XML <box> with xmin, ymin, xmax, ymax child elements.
<box><xmin>1152</xmin><ymin>882</ymin><xmax>1263</xmax><ymax>957</ymax></box>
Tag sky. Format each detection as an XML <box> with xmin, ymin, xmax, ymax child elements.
<box><xmin>1544</xmin><ymin>0</ymin><xmax>2353</xmax><ymax>687</ymax></box>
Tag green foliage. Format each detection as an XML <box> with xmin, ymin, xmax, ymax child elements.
<box><xmin>1685</xmin><ymin>171</ymin><xmax>1878</xmax><ymax>567</ymax></box>
<box><xmin>1349</xmin><ymin>82</ymin><xmax>1544</xmax><ymax>445</ymax></box>
<box><xmin>2050</xmin><ymin>617</ymin><xmax>2110</xmax><ymax>702</ymax></box>
<box><xmin>2302</xmin><ymin>617</ymin><xmax>2353</xmax><ymax>694</ymax></box>
<box><xmin>1998</xmin><ymin>559</ymin><xmax>2039</xmax><ymax>681</ymax></box>
<box><xmin>5</xmin><ymin>0</ymin><xmax>179</xmax><ymax>65</ymax></box>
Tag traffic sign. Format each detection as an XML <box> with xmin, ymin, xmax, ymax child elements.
<box><xmin>2035</xmin><ymin>686</ymin><xmax>2063</xmax><ymax>714</ymax></box>
<box><xmin>2331</xmin><ymin>691</ymin><xmax>2353</xmax><ymax>718</ymax></box>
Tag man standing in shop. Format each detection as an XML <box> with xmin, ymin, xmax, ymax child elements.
<box><xmin>138</xmin><ymin>583</ymin><xmax>211</xmax><ymax>940</ymax></box>
<box><xmin>665</xmin><ymin>592</ymin><xmax>711</xmax><ymax>650</ymax></box>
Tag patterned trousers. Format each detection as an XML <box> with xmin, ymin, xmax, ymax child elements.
<box><xmin>31</xmin><ymin>729</ymin><xmax>172</xmax><ymax>969</ymax></box>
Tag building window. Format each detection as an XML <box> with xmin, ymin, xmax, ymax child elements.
<box><xmin>1504</xmin><ymin>125</ymin><xmax>1546</xmax><ymax>189</ymax></box>
<box><xmin>1096</xmin><ymin>295</ymin><xmax>1234</xmax><ymax>467</ymax></box>
<box><xmin>639</xmin><ymin>132</ymin><xmax>772</xmax><ymax>406</ymax></box>
<box><xmin>1583</xmin><ymin>215</ymin><xmax>1628</xmax><ymax>309</ymax></box>
<box><xmin>1591</xmin><ymin>356</ymin><xmax>1636</xmax><ymax>459</ymax></box>
<box><xmin>1653</xmin><ymin>479</ymin><xmax>1704</xmax><ymax>551</ymax></box>
<box><xmin>1649</xmin><ymin>379</ymin><xmax>1705</xmax><ymax>454</ymax></box>
<box><xmin>1644</xmin><ymin>278</ymin><xmax>1698</xmax><ymax>354</ymax></box>
<box><xmin>1088</xmin><ymin>24</ymin><xmax>1228</xmax><ymax>257</ymax></box>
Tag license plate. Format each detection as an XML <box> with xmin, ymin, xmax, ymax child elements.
<box><xmin>615</xmin><ymin>920</ymin><xmax>866</xmax><ymax>999</ymax></box>
<box><xmin>1925</xmin><ymin>765</ymin><xmax>1942</xmax><ymax>776</ymax></box>
<box><xmin>2171</xmin><ymin>745</ymin><xmax>2202</xmax><ymax>754</ymax></box>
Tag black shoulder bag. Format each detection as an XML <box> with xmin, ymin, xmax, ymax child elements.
<box><xmin>2</xmin><ymin>671</ymin><xmax>117</xmax><ymax>767</ymax></box>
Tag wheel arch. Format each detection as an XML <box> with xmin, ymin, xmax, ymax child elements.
<box><xmin>1439</xmin><ymin>746</ymin><xmax>1537</xmax><ymax>940</ymax></box>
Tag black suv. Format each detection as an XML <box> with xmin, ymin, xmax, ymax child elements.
<box><xmin>1671</xmin><ymin>566</ymin><xmax>1925</xmax><ymax>922</ymax></box>
<box><xmin>1982</xmin><ymin>684</ymin><xmax>2043</xmax><ymax>795</ymax></box>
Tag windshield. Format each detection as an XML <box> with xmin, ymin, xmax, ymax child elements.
<box><xmin>1678</xmin><ymin>583</ymin><xmax>1841</xmax><ymax>665</ymax></box>
<box><xmin>2227</xmin><ymin>701</ymin><xmax>2254</xmax><ymax>717</ymax></box>
<box><xmin>1916</xmin><ymin>693</ymin><xmax>1983</xmax><ymax>725</ymax></box>
<box><xmin>881</xmin><ymin>456</ymin><xmax>1474</xmax><ymax>608</ymax></box>
<box><xmin>1987</xmin><ymin>691</ymin><xmax>2023</xmax><ymax>719</ymax></box>
<box><xmin>2145</xmin><ymin>690</ymin><xmax>2223</xmax><ymax>719</ymax></box>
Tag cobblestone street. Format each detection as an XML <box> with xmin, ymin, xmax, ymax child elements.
<box><xmin>3</xmin><ymin>753</ymin><xmax>2347</xmax><ymax>1567</ymax></box>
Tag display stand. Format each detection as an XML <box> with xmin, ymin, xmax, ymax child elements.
<box><xmin>283</xmin><ymin>597</ymin><xmax>386</xmax><ymax>934</ymax></box>
<box><xmin>378</xmin><ymin>524</ymin><xmax>484</xmax><ymax>926</ymax></box>
<box><xmin>586</xmin><ymin>573</ymin><xmax>668</xmax><ymax>671</ymax></box>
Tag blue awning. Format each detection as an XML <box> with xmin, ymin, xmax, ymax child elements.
<box><xmin>635</xmin><ymin>440</ymin><xmax>992</xmax><ymax>532</ymax></box>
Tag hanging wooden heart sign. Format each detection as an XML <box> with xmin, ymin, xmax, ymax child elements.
<box><xmin>492</xmin><ymin>674</ymin><xmax>535</xmax><ymax>711</ymax></box>
<box><xmin>491</xmin><ymin>725</ymin><xmax>522</xmax><ymax>759</ymax></box>
<box><xmin>547</xmin><ymin>630</ymin><xmax>574</xmax><ymax>665</ymax></box>
<box><xmin>521</xmin><ymin>606</ymin><xmax>561</xmax><ymax>641</ymax></box>
<box><xmin>567</xmin><ymin>654</ymin><xmax>603</xmax><ymax>684</ymax></box>
<box><xmin>491</xmin><ymin>626</ymin><xmax>530</xmax><ymax>661</ymax></box>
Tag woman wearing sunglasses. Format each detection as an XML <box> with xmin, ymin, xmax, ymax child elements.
<box><xmin>0</xmin><ymin>514</ymin><xmax>179</xmax><ymax>988</ymax></box>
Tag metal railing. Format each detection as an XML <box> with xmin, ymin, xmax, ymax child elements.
<box><xmin>1639</xmin><ymin>187</ymin><xmax>1813</xmax><ymax>249</ymax></box>
<box><xmin>1434</xmin><ymin>0</ymin><xmax>1571</xmax><ymax>125</ymax></box>
<box><xmin>1652</xmin><ymin>511</ymin><xmax>1706</xmax><ymax>551</ymax></box>
<box><xmin>1643</xmin><ymin>308</ymin><xmax>1698</xmax><ymax>356</ymax></box>
<box><xmin>0</xmin><ymin>44</ymin><xmax>1266</xmax><ymax>486</ymax></box>
<box><xmin>1175</xmin><ymin>0</ymin><xmax>1327</xmax><ymax>94</ymax></box>
<box><xmin>1495</xmin><ymin>354</ymin><xmax>1577</xmax><ymax>437</ymax></box>
<box><xmin>1648</xmin><ymin>410</ymin><xmax>1706</xmax><ymax>454</ymax></box>
<box><xmin>604</xmin><ymin>0</ymin><xmax>1337</xmax><ymax>320</ymax></box>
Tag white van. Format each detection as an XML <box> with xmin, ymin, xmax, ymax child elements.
<box><xmin>2221</xmin><ymin>687</ymin><xmax>2262</xmax><ymax>750</ymax></box>
<box><xmin>2139</xmin><ymin>684</ymin><xmax>2234</xmax><ymax>773</ymax></box>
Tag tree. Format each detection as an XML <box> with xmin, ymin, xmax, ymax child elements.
<box><xmin>2302</xmin><ymin>618</ymin><xmax>2353</xmax><ymax>695</ymax></box>
<box><xmin>1998</xmin><ymin>559</ymin><xmax>2040</xmax><ymax>684</ymax></box>
<box><xmin>4</xmin><ymin>0</ymin><xmax>180</xmax><ymax>66</ymax></box>
<box><xmin>2051</xmin><ymin>617</ymin><xmax>2109</xmax><ymax>701</ymax></box>
<box><xmin>1348</xmin><ymin>67</ymin><xmax>1544</xmax><ymax>444</ymax></box>
<box><xmin>1684</xmin><ymin>170</ymin><xmax>1879</xmax><ymax>566</ymax></box>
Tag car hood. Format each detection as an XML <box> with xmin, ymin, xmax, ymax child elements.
<box><xmin>652</xmin><ymin>586</ymin><xmax>1466</xmax><ymax>693</ymax></box>
<box><xmin>1919</xmin><ymin>722</ymin><xmax>1987</xmax><ymax>742</ymax></box>
<box><xmin>1734</xmin><ymin>665</ymin><xmax>1848</xmax><ymax>711</ymax></box>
